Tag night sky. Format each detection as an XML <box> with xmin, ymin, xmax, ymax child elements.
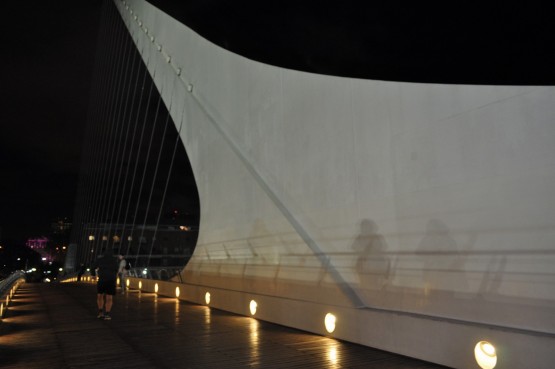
<box><xmin>1</xmin><ymin>1</ymin><xmax>103</xmax><ymax>243</ymax></box>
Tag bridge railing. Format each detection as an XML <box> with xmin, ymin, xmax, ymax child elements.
<box><xmin>0</xmin><ymin>271</ymin><xmax>26</xmax><ymax>320</ymax></box>
<box><xmin>127</xmin><ymin>267</ymin><xmax>183</xmax><ymax>283</ymax></box>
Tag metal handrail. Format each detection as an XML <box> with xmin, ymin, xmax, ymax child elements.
<box><xmin>0</xmin><ymin>271</ymin><xmax>25</xmax><ymax>297</ymax></box>
<box><xmin>127</xmin><ymin>267</ymin><xmax>183</xmax><ymax>282</ymax></box>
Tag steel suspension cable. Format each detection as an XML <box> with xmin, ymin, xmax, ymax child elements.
<box><xmin>136</xmin><ymin>87</ymin><xmax>176</xmax><ymax>269</ymax></box>
<box><xmin>83</xmin><ymin>0</ymin><xmax>125</xmax><ymax>266</ymax></box>
<box><xmin>121</xmin><ymin>70</ymin><xmax>157</xmax><ymax>259</ymax></box>
<box><xmin>130</xmin><ymin>86</ymin><xmax>166</xmax><ymax>267</ymax></box>
<box><xmin>88</xmin><ymin>4</ymin><xmax>129</xmax><ymax>263</ymax></box>
<box><xmin>113</xmin><ymin>54</ymin><xmax>150</xmax><ymax>255</ymax></box>
<box><xmin>146</xmin><ymin>103</ymin><xmax>187</xmax><ymax>268</ymax></box>
<box><xmin>104</xmin><ymin>36</ymin><xmax>142</xmax><ymax>250</ymax></box>
<box><xmin>92</xmin><ymin>18</ymin><xmax>133</xmax><ymax>259</ymax></box>
<box><xmin>70</xmin><ymin>0</ymin><xmax>112</xmax><ymax>266</ymax></box>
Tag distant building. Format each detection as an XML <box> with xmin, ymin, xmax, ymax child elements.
<box><xmin>26</xmin><ymin>237</ymin><xmax>48</xmax><ymax>250</ymax></box>
<box><xmin>26</xmin><ymin>236</ymin><xmax>53</xmax><ymax>262</ymax></box>
<box><xmin>52</xmin><ymin>217</ymin><xmax>72</xmax><ymax>234</ymax></box>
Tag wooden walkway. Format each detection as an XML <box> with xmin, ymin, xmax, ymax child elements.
<box><xmin>0</xmin><ymin>283</ymin><xmax>449</xmax><ymax>368</ymax></box>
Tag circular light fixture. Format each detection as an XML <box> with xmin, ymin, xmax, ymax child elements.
<box><xmin>205</xmin><ymin>292</ymin><xmax>211</xmax><ymax>305</ymax></box>
<box><xmin>154</xmin><ymin>283</ymin><xmax>159</xmax><ymax>293</ymax></box>
<box><xmin>249</xmin><ymin>300</ymin><xmax>258</xmax><ymax>315</ymax></box>
<box><xmin>474</xmin><ymin>341</ymin><xmax>497</xmax><ymax>369</ymax></box>
<box><xmin>126</xmin><ymin>279</ymin><xmax>130</xmax><ymax>287</ymax></box>
<box><xmin>175</xmin><ymin>287</ymin><xmax>181</xmax><ymax>298</ymax></box>
<box><xmin>324</xmin><ymin>313</ymin><xmax>337</xmax><ymax>333</ymax></box>
<box><xmin>138</xmin><ymin>281</ymin><xmax>142</xmax><ymax>290</ymax></box>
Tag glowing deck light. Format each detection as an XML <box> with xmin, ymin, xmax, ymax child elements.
<box><xmin>474</xmin><ymin>341</ymin><xmax>497</xmax><ymax>369</ymax></box>
<box><xmin>88</xmin><ymin>235</ymin><xmax>95</xmax><ymax>241</ymax></box>
<box><xmin>138</xmin><ymin>281</ymin><xmax>142</xmax><ymax>290</ymax></box>
<box><xmin>324</xmin><ymin>313</ymin><xmax>337</xmax><ymax>333</ymax></box>
<box><xmin>175</xmin><ymin>287</ymin><xmax>181</xmax><ymax>298</ymax></box>
<box><xmin>154</xmin><ymin>283</ymin><xmax>159</xmax><ymax>293</ymax></box>
<box><xmin>249</xmin><ymin>300</ymin><xmax>258</xmax><ymax>315</ymax></box>
<box><xmin>0</xmin><ymin>302</ymin><xmax>3</xmax><ymax>318</ymax></box>
<box><xmin>126</xmin><ymin>279</ymin><xmax>130</xmax><ymax>287</ymax></box>
<box><xmin>205</xmin><ymin>292</ymin><xmax>211</xmax><ymax>305</ymax></box>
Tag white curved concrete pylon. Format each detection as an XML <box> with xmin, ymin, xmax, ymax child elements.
<box><xmin>115</xmin><ymin>1</ymin><xmax>555</xmax><ymax>368</ymax></box>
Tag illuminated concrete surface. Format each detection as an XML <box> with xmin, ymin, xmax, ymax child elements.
<box><xmin>0</xmin><ymin>283</ymin><xmax>446</xmax><ymax>368</ymax></box>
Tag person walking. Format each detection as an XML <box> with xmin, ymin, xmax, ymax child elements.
<box><xmin>77</xmin><ymin>263</ymin><xmax>86</xmax><ymax>282</ymax></box>
<box><xmin>91</xmin><ymin>248</ymin><xmax>119</xmax><ymax>320</ymax></box>
<box><xmin>117</xmin><ymin>254</ymin><xmax>127</xmax><ymax>293</ymax></box>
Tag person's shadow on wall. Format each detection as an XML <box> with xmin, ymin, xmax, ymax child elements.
<box><xmin>417</xmin><ymin>219</ymin><xmax>476</xmax><ymax>303</ymax></box>
<box><xmin>352</xmin><ymin>219</ymin><xmax>391</xmax><ymax>295</ymax></box>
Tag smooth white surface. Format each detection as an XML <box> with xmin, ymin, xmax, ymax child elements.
<box><xmin>116</xmin><ymin>1</ymin><xmax>555</xmax><ymax>367</ymax></box>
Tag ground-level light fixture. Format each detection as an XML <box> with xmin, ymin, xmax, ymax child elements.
<box><xmin>154</xmin><ymin>283</ymin><xmax>159</xmax><ymax>293</ymax></box>
<box><xmin>205</xmin><ymin>292</ymin><xmax>211</xmax><ymax>305</ymax></box>
<box><xmin>175</xmin><ymin>287</ymin><xmax>180</xmax><ymax>298</ymax></box>
<box><xmin>249</xmin><ymin>300</ymin><xmax>258</xmax><ymax>315</ymax></box>
<box><xmin>138</xmin><ymin>281</ymin><xmax>142</xmax><ymax>290</ymax></box>
<box><xmin>324</xmin><ymin>313</ymin><xmax>337</xmax><ymax>333</ymax></box>
<box><xmin>474</xmin><ymin>341</ymin><xmax>497</xmax><ymax>369</ymax></box>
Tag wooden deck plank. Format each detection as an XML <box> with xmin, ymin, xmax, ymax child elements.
<box><xmin>0</xmin><ymin>283</ymin><xmax>450</xmax><ymax>368</ymax></box>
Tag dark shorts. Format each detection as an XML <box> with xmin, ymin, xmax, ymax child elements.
<box><xmin>97</xmin><ymin>279</ymin><xmax>116</xmax><ymax>295</ymax></box>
